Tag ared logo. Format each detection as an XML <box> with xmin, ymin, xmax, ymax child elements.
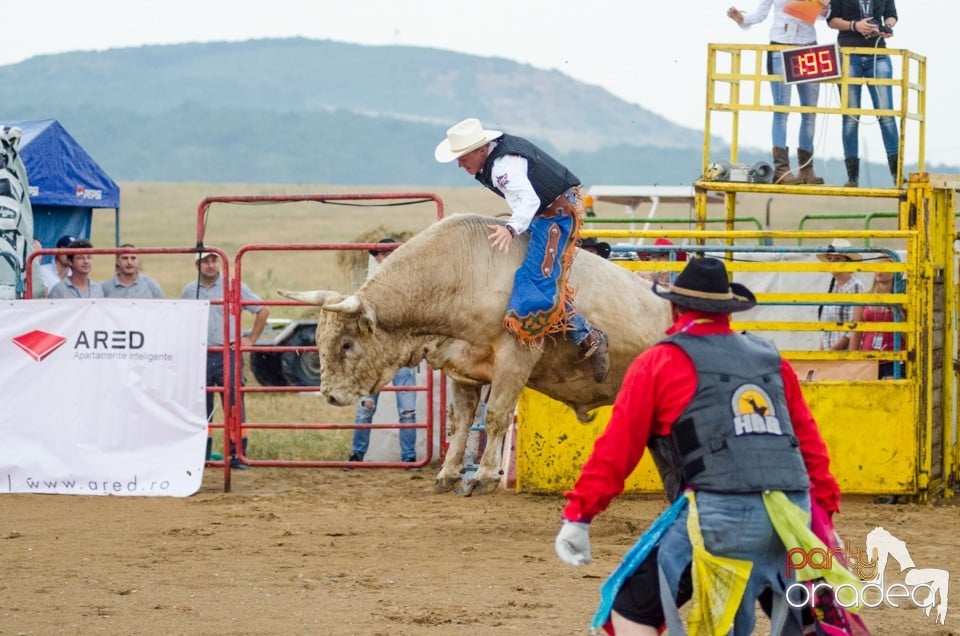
<box><xmin>13</xmin><ymin>329</ymin><xmax>67</xmax><ymax>361</ymax></box>
<box><xmin>730</xmin><ymin>384</ymin><xmax>783</xmax><ymax>435</ymax></box>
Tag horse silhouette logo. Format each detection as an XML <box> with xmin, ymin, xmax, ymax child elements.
<box><xmin>865</xmin><ymin>526</ymin><xmax>949</xmax><ymax>624</ymax></box>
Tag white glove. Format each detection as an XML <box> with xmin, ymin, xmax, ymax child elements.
<box><xmin>555</xmin><ymin>520</ymin><xmax>592</xmax><ymax>566</ymax></box>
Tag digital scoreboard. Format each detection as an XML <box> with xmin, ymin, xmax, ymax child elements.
<box><xmin>781</xmin><ymin>43</ymin><xmax>841</xmax><ymax>84</ymax></box>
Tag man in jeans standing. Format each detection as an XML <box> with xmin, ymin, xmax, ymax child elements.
<box><xmin>347</xmin><ymin>239</ymin><xmax>419</xmax><ymax>468</ymax></box>
<box><xmin>347</xmin><ymin>366</ymin><xmax>419</xmax><ymax>466</ymax></box>
<box><xmin>182</xmin><ymin>251</ymin><xmax>269</xmax><ymax>469</ymax></box>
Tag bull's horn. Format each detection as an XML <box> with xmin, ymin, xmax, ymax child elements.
<box><xmin>277</xmin><ymin>289</ymin><xmax>341</xmax><ymax>305</ymax></box>
<box><xmin>324</xmin><ymin>294</ymin><xmax>362</xmax><ymax>315</ymax></box>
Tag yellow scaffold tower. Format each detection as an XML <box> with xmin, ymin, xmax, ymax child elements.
<box><xmin>514</xmin><ymin>42</ymin><xmax>959</xmax><ymax>502</ymax></box>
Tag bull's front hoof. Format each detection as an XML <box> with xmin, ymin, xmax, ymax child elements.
<box><xmin>433</xmin><ymin>475</ymin><xmax>460</xmax><ymax>493</ymax></box>
<box><xmin>460</xmin><ymin>476</ymin><xmax>500</xmax><ymax>497</ymax></box>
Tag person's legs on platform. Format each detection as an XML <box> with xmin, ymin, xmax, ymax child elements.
<box><xmin>840</xmin><ymin>55</ymin><xmax>865</xmax><ymax>186</ymax></box>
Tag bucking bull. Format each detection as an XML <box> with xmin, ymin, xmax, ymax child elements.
<box><xmin>279</xmin><ymin>213</ymin><xmax>671</xmax><ymax>494</ymax></box>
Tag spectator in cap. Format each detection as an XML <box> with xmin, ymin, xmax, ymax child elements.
<box><xmin>181</xmin><ymin>251</ymin><xmax>269</xmax><ymax>469</ymax></box>
<box><xmin>101</xmin><ymin>244</ymin><xmax>164</xmax><ymax>298</ymax></box>
<box><xmin>38</xmin><ymin>234</ymin><xmax>75</xmax><ymax>294</ymax></box>
<box><xmin>579</xmin><ymin>237</ymin><xmax>611</xmax><ymax>260</ymax></box>
<box><xmin>638</xmin><ymin>238</ymin><xmax>687</xmax><ymax>285</ymax></box>
<box><xmin>348</xmin><ymin>237</ymin><xmax>420</xmax><ymax>468</ymax></box>
<box><xmin>555</xmin><ymin>256</ymin><xmax>839</xmax><ymax>635</ymax></box>
<box><xmin>48</xmin><ymin>239</ymin><xmax>104</xmax><ymax>299</ymax></box>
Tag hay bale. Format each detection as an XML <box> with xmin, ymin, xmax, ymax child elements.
<box><xmin>338</xmin><ymin>226</ymin><xmax>414</xmax><ymax>290</ymax></box>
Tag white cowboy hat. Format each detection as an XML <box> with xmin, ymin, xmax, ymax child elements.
<box><xmin>434</xmin><ymin>118</ymin><xmax>502</xmax><ymax>163</ymax></box>
<box><xmin>816</xmin><ymin>238</ymin><xmax>863</xmax><ymax>262</ymax></box>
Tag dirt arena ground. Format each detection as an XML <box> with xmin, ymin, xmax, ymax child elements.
<box><xmin>1</xmin><ymin>466</ymin><xmax>957</xmax><ymax>635</ymax></box>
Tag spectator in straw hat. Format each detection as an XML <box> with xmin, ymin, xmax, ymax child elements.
<box><xmin>435</xmin><ymin>117</ymin><xmax>610</xmax><ymax>383</ymax></box>
<box><xmin>816</xmin><ymin>238</ymin><xmax>865</xmax><ymax>351</ymax></box>
<box><xmin>555</xmin><ymin>256</ymin><xmax>839</xmax><ymax>635</ymax></box>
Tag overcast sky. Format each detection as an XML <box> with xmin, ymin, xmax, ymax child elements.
<box><xmin>5</xmin><ymin>1</ymin><xmax>955</xmax><ymax>166</ymax></box>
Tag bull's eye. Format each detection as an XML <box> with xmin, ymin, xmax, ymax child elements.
<box><xmin>341</xmin><ymin>340</ymin><xmax>353</xmax><ymax>355</ymax></box>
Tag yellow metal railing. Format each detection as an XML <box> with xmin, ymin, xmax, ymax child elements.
<box><xmin>522</xmin><ymin>228</ymin><xmax>925</xmax><ymax>496</ymax></box>
<box><xmin>702</xmin><ymin>43</ymin><xmax>926</xmax><ymax>184</ymax></box>
<box><xmin>582</xmin><ymin>228</ymin><xmax>915</xmax><ymax>367</ymax></box>
<box><xmin>516</xmin><ymin>46</ymin><xmax>955</xmax><ymax>499</ymax></box>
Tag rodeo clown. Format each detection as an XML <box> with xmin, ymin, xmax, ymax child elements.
<box><xmin>435</xmin><ymin>117</ymin><xmax>610</xmax><ymax>383</ymax></box>
<box><xmin>555</xmin><ymin>257</ymin><xmax>842</xmax><ymax>635</ymax></box>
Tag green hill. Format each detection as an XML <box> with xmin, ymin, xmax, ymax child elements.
<box><xmin>2</xmin><ymin>38</ymin><xmax>949</xmax><ymax>185</ymax></box>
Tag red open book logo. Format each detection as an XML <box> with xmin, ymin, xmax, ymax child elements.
<box><xmin>13</xmin><ymin>330</ymin><xmax>68</xmax><ymax>361</ymax></box>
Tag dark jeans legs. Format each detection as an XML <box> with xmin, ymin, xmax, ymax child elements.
<box><xmin>206</xmin><ymin>349</ymin><xmax>247</xmax><ymax>459</ymax></box>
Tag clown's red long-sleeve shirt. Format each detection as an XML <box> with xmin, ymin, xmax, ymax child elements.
<box><xmin>562</xmin><ymin>311</ymin><xmax>840</xmax><ymax>523</ymax></box>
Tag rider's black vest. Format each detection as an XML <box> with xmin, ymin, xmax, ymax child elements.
<box><xmin>475</xmin><ymin>134</ymin><xmax>580</xmax><ymax>214</ymax></box>
<box><xmin>647</xmin><ymin>332</ymin><xmax>810</xmax><ymax>502</ymax></box>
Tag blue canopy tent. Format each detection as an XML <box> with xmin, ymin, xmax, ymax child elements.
<box><xmin>0</xmin><ymin>119</ymin><xmax>120</xmax><ymax>257</ymax></box>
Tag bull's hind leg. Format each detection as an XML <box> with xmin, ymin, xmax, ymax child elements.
<box><xmin>433</xmin><ymin>381</ymin><xmax>482</xmax><ymax>493</ymax></box>
<box><xmin>463</xmin><ymin>341</ymin><xmax>539</xmax><ymax>495</ymax></box>
<box><xmin>461</xmin><ymin>399</ymin><xmax>514</xmax><ymax>496</ymax></box>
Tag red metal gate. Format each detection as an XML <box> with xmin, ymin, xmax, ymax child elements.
<box><xmin>195</xmin><ymin>193</ymin><xmax>448</xmax><ymax>491</ymax></box>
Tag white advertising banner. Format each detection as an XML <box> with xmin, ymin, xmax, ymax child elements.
<box><xmin>0</xmin><ymin>299</ymin><xmax>209</xmax><ymax>497</ymax></box>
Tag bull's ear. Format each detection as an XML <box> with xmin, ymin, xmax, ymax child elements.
<box><xmin>277</xmin><ymin>289</ymin><xmax>343</xmax><ymax>306</ymax></box>
<box><xmin>323</xmin><ymin>294</ymin><xmax>363</xmax><ymax>316</ymax></box>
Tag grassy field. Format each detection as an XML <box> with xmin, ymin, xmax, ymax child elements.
<box><xmin>86</xmin><ymin>182</ymin><xmax>904</xmax><ymax>461</ymax></box>
<box><xmin>90</xmin><ymin>182</ymin><xmax>903</xmax><ymax>296</ymax></box>
<box><xmin>87</xmin><ymin>183</ymin><xmax>515</xmax><ymax>462</ymax></box>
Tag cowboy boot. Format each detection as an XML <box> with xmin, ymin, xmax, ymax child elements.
<box><xmin>579</xmin><ymin>329</ymin><xmax>610</xmax><ymax>383</ymax></box>
<box><xmin>887</xmin><ymin>153</ymin><xmax>900</xmax><ymax>186</ymax></box>
<box><xmin>844</xmin><ymin>158</ymin><xmax>859</xmax><ymax>187</ymax></box>
<box><xmin>772</xmin><ymin>147</ymin><xmax>800</xmax><ymax>185</ymax></box>
<box><xmin>796</xmin><ymin>148</ymin><xmax>824</xmax><ymax>185</ymax></box>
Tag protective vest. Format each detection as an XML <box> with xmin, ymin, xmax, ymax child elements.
<box><xmin>475</xmin><ymin>134</ymin><xmax>580</xmax><ymax>214</ymax></box>
<box><xmin>647</xmin><ymin>332</ymin><xmax>810</xmax><ymax>502</ymax></box>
